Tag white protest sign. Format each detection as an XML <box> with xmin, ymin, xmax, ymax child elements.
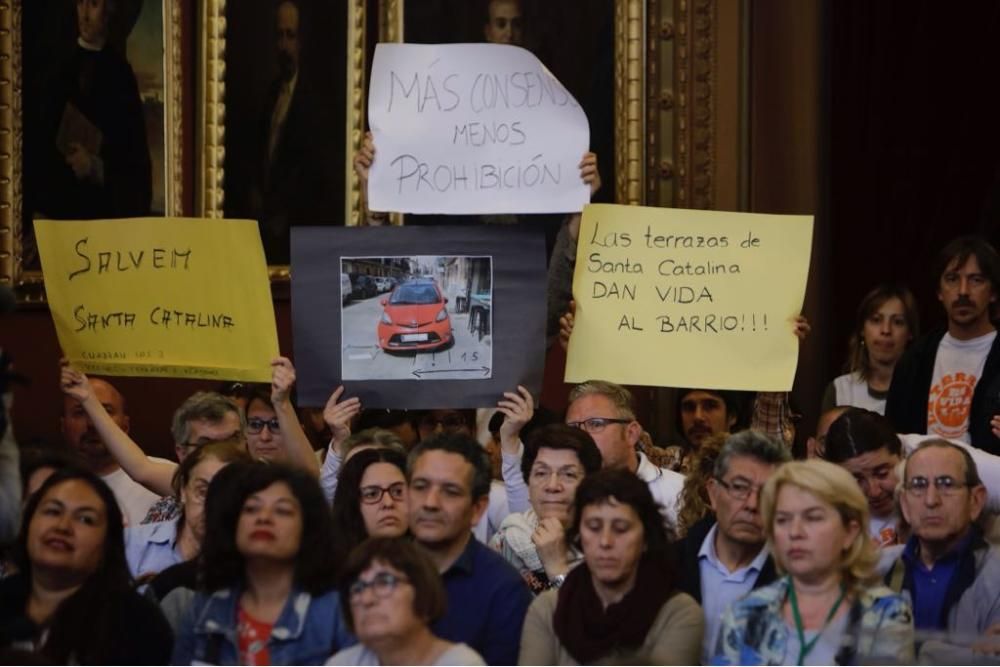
<box><xmin>368</xmin><ymin>43</ymin><xmax>590</xmax><ymax>215</ymax></box>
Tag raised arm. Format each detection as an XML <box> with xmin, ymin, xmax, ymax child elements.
<box><xmin>60</xmin><ymin>362</ymin><xmax>176</xmax><ymax>496</ymax></box>
<box><xmin>270</xmin><ymin>357</ymin><xmax>320</xmax><ymax>477</ymax></box>
<box><xmin>496</xmin><ymin>385</ymin><xmax>534</xmax><ymax>513</ymax></box>
<box><xmin>319</xmin><ymin>385</ymin><xmax>362</xmax><ymax>503</ymax></box>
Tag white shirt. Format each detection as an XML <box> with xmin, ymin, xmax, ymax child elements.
<box><xmin>636</xmin><ymin>451</ymin><xmax>684</xmax><ymax>529</ymax></box>
<box><xmin>928</xmin><ymin>331</ymin><xmax>996</xmax><ymax>442</ymax></box>
<box><xmin>268</xmin><ymin>72</ymin><xmax>298</xmax><ymax>158</ymax></box>
<box><xmin>102</xmin><ymin>463</ymin><xmax>166</xmax><ymax>527</ymax></box>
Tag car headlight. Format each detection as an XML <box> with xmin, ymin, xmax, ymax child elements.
<box><xmin>381</xmin><ymin>311</ymin><xmax>393</xmax><ymax>325</ymax></box>
<box><xmin>435</xmin><ymin>308</ymin><xmax>448</xmax><ymax>322</ymax></box>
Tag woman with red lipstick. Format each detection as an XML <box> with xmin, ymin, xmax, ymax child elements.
<box><xmin>0</xmin><ymin>467</ymin><xmax>173</xmax><ymax>663</ymax></box>
<box><xmin>713</xmin><ymin>460</ymin><xmax>914</xmax><ymax>665</ymax></box>
<box><xmin>330</xmin><ymin>447</ymin><xmax>409</xmax><ymax>576</ymax></box>
<box><xmin>519</xmin><ymin>469</ymin><xmax>703</xmax><ymax>664</ymax></box>
<box><xmin>172</xmin><ymin>464</ymin><xmax>354</xmax><ymax>665</ymax></box>
<box><xmin>822</xmin><ymin>283</ymin><xmax>919</xmax><ymax>415</ymax></box>
<box><xmin>490</xmin><ymin>424</ymin><xmax>602</xmax><ymax>594</ymax></box>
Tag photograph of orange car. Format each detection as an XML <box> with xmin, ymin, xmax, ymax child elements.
<box><xmin>378</xmin><ymin>278</ymin><xmax>452</xmax><ymax>351</ymax></box>
<box><xmin>340</xmin><ymin>256</ymin><xmax>493</xmax><ymax>380</ymax></box>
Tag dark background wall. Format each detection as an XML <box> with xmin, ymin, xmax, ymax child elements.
<box><xmin>5</xmin><ymin>0</ymin><xmax>1000</xmax><ymax>456</ymax></box>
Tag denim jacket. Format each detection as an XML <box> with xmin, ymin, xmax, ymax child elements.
<box><xmin>171</xmin><ymin>585</ymin><xmax>355</xmax><ymax>665</ymax></box>
<box><xmin>712</xmin><ymin>577</ymin><xmax>914</xmax><ymax>665</ymax></box>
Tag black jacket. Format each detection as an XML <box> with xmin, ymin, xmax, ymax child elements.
<box><xmin>885</xmin><ymin>328</ymin><xmax>1000</xmax><ymax>455</ymax></box>
<box><xmin>676</xmin><ymin>514</ymin><xmax>778</xmax><ymax>603</ymax></box>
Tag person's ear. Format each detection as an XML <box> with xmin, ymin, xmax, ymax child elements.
<box><xmin>842</xmin><ymin>518</ymin><xmax>861</xmax><ymax>552</ymax></box>
<box><xmin>625</xmin><ymin>421</ymin><xmax>642</xmax><ymax>447</ymax></box>
<box><xmin>469</xmin><ymin>493</ymin><xmax>490</xmax><ymax>528</ymax></box>
<box><xmin>706</xmin><ymin>478</ymin><xmax>721</xmax><ymax>513</ymax></box>
<box><xmin>970</xmin><ymin>484</ymin><xmax>988</xmax><ymax>522</ymax></box>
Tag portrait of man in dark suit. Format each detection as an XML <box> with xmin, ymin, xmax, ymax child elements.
<box><xmin>224</xmin><ymin>0</ymin><xmax>346</xmax><ymax>265</ymax></box>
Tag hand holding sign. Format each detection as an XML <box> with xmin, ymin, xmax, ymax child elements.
<box><xmin>565</xmin><ymin>204</ymin><xmax>814</xmax><ymax>391</ymax></box>
<box><xmin>368</xmin><ymin>43</ymin><xmax>590</xmax><ymax>215</ymax></box>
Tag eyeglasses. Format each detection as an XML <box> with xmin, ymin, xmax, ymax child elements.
<box><xmin>566</xmin><ymin>417</ymin><xmax>631</xmax><ymax>434</ymax></box>
<box><xmin>247</xmin><ymin>417</ymin><xmax>281</xmax><ymax>435</ymax></box>
<box><xmin>348</xmin><ymin>572</ymin><xmax>409</xmax><ymax>600</ymax></box>
<box><xmin>904</xmin><ymin>475</ymin><xmax>970</xmax><ymax>497</ymax></box>
<box><xmin>359</xmin><ymin>482</ymin><xmax>406</xmax><ymax>505</ymax></box>
<box><xmin>714</xmin><ymin>476</ymin><xmax>765</xmax><ymax>501</ymax></box>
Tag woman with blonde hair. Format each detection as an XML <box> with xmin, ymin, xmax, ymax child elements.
<box><xmin>713</xmin><ymin>459</ymin><xmax>914</xmax><ymax>665</ymax></box>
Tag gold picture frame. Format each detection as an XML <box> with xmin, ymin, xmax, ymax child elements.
<box><xmin>378</xmin><ymin>0</ymin><xmax>646</xmax><ymax>210</ymax></box>
<box><xmin>198</xmin><ymin>0</ymin><xmax>367</xmax><ymax>282</ymax></box>
<box><xmin>2</xmin><ymin>0</ymin><xmax>184</xmax><ymax>302</ymax></box>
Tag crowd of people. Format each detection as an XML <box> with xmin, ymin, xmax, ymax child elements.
<box><xmin>4</xmin><ymin>1</ymin><xmax>1000</xmax><ymax>664</ymax></box>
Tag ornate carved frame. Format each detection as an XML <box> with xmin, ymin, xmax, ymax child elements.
<box><xmin>198</xmin><ymin>0</ymin><xmax>367</xmax><ymax>282</ymax></box>
<box><xmin>2</xmin><ymin>0</ymin><xmax>184</xmax><ymax>300</ymax></box>
<box><xmin>379</xmin><ymin>0</ymin><xmax>647</xmax><ymax>208</ymax></box>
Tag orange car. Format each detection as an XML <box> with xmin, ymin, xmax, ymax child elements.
<box><xmin>377</xmin><ymin>278</ymin><xmax>453</xmax><ymax>351</ymax></box>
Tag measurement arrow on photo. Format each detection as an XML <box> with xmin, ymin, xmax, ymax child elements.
<box><xmin>411</xmin><ymin>366</ymin><xmax>490</xmax><ymax>378</ymax></box>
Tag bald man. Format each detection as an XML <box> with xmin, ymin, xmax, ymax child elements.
<box><xmin>61</xmin><ymin>378</ymin><xmax>162</xmax><ymax>525</ymax></box>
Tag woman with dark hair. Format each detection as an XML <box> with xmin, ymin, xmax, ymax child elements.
<box><xmin>0</xmin><ymin>467</ymin><xmax>173</xmax><ymax>663</ymax></box>
<box><xmin>822</xmin><ymin>283</ymin><xmax>919</xmax><ymax>415</ymax></box>
<box><xmin>519</xmin><ymin>468</ymin><xmax>703</xmax><ymax>664</ymax></box>
<box><xmin>327</xmin><ymin>537</ymin><xmax>485</xmax><ymax>665</ymax></box>
<box><xmin>172</xmin><ymin>463</ymin><xmax>354</xmax><ymax>665</ymax></box>
<box><xmin>822</xmin><ymin>407</ymin><xmax>905</xmax><ymax>546</ymax></box>
<box><xmin>489</xmin><ymin>424</ymin><xmax>601</xmax><ymax>594</ymax></box>
<box><xmin>125</xmin><ymin>438</ymin><xmax>251</xmax><ymax>582</ymax></box>
<box><xmin>329</xmin><ymin>447</ymin><xmax>409</xmax><ymax>575</ymax></box>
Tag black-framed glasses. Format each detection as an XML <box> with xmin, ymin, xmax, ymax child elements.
<box><xmin>714</xmin><ymin>476</ymin><xmax>765</xmax><ymax>501</ymax></box>
<box><xmin>348</xmin><ymin>572</ymin><xmax>409</xmax><ymax>600</ymax></box>
<box><xmin>247</xmin><ymin>417</ymin><xmax>281</xmax><ymax>435</ymax></box>
<box><xmin>359</xmin><ymin>482</ymin><xmax>406</xmax><ymax>505</ymax></box>
<box><xmin>566</xmin><ymin>417</ymin><xmax>631</xmax><ymax>434</ymax></box>
<box><xmin>904</xmin><ymin>475</ymin><xmax>970</xmax><ymax>497</ymax></box>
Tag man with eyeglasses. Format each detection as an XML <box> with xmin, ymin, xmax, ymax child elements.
<box><xmin>406</xmin><ymin>431</ymin><xmax>531</xmax><ymax>665</ymax></box>
<box><xmin>884</xmin><ymin>439</ymin><xmax>1000</xmax><ymax>658</ymax></box>
<box><xmin>564</xmin><ymin>379</ymin><xmax>685</xmax><ymax>528</ymax></box>
<box><xmin>676</xmin><ymin>430</ymin><xmax>790</xmax><ymax>663</ymax></box>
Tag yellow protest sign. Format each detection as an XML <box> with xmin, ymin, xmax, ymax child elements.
<box><xmin>565</xmin><ymin>204</ymin><xmax>813</xmax><ymax>391</ymax></box>
<box><xmin>36</xmin><ymin>218</ymin><xmax>278</xmax><ymax>381</ymax></box>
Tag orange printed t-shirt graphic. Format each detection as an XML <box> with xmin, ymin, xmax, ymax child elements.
<box><xmin>238</xmin><ymin>606</ymin><xmax>273</xmax><ymax>666</ymax></box>
<box><xmin>927</xmin><ymin>371</ymin><xmax>978</xmax><ymax>439</ymax></box>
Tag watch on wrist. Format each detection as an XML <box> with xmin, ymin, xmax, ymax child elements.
<box><xmin>550</xmin><ymin>573</ymin><xmax>567</xmax><ymax>588</ymax></box>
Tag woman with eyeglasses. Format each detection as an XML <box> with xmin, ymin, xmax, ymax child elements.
<box><xmin>172</xmin><ymin>463</ymin><xmax>353</xmax><ymax>665</ymax></box>
<box><xmin>519</xmin><ymin>468</ymin><xmax>703</xmax><ymax>665</ymax></box>
<box><xmin>327</xmin><ymin>537</ymin><xmax>485</xmax><ymax>666</ymax></box>
<box><xmin>712</xmin><ymin>459</ymin><xmax>914</xmax><ymax>665</ymax></box>
<box><xmin>124</xmin><ymin>438</ymin><xmax>250</xmax><ymax>583</ymax></box>
<box><xmin>330</xmin><ymin>447</ymin><xmax>409</xmax><ymax>576</ymax></box>
<box><xmin>0</xmin><ymin>467</ymin><xmax>173</xmax><ymax>663</ymax></box>
<box><xmin>489</xmin><ymin>424</ymin><xmax>602</xmax><ymax>594</ymax></box>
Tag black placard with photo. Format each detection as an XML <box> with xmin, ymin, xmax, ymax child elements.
<box><xmin>291</xmin><ymin>225</ymin><xmax>546</xmax><ymax>408</ymax></box>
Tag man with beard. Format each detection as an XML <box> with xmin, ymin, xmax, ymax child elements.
<box><xmin>676</xmin><ymin>431</ymin><xmax>790</xmax><ymax>663</ymax></box>
<box><xmin>887</xmin><ymin>236</ymin><xmax>1000</xmax><ymax>453</ymax></box>
<box><xmin>61</xmin><ymin>377</ymin><xmax>162</xmax><ymax>526</ymax></box>
<box><xmin>248</xmin><ymin>0</ymin><xmax>331</xmax><ymax>263</ymax></box>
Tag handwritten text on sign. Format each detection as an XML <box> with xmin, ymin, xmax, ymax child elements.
<box><xmin>368</xmin><ymin>43</ymin><xmax>589</xmax><ymax>215</ymax></box>
<box><xmin>36</xmin><ymin>218</ymin><xmax>279</xmax><ymax>381</ymax></box>
<box><xmin>565</xmin><ymin>205</ymin><xmax>814</xmax><ymax>391</ymax></box>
